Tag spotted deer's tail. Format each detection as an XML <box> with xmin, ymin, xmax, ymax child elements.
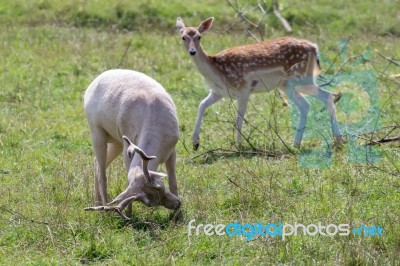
<box><xmin>312</xmin><ymin>43</ymin><xmax>321</xmax><ymax>76</ymax></box>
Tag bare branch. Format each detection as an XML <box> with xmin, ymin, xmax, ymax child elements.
<box><xmin>320</xmin><ymin>54</ymin><xmax>364</xmax><ymax>87</ymax></box>
<box><xmin>257</xmin><ymin>2</ymin><xmax>266</xmax><ymax>14</ymax></box>
<box><xmin>117</xmin><ymin>38</ymin><xmax>132</xmax><ymax>68</ymax></box>
<box><xmin>226</xmin><ymin>0</ymin><xmax>268</xmax><ymax>40</ymax></box>
<box><xmin>272</xmin><ymin>0</ymin><xmax>292</xmax><ymax>33</ymax></box>
<box><xmin>321</xmin><ymin>38</ymin><xmax>351</xmax><ymax>75</ymax></box>
<box><xmin>246</xmin><ymin>29</ymin><xmax>261</xmax><ymax>43</ymax></box>
<box><xmin>189</xmin><ymin>147</ymin><xmax>286</xmax><ymax>163</ymax></box>
<box><xmin>376</xmin><ymin>51</ymin><xmax>400</xmax><ymax>67</ymax></box>
<box><xmin>223</xmin><ymin>172</ymin><xmax>253</xmax><ymax>193</ymax></box>
<box><xmin>369</xmin><ymin>136</ymin><xmax>400</xmax><ymax>144</ymax></box>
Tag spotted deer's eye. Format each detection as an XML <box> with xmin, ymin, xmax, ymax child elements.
<box><xmin>198</xmin><ymin>36</ymin><xmax>201</xmax><ymax>40</ymax></box>
<box><xmin>182</xmin><ymin>36</ymin><xmax>186</xmax><ymax>41</ymax></box>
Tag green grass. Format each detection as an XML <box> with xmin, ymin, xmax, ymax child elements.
<box><xmin>0</xmin><ymin>0</ymin><xmax>399</xmax><ymax>264</ymax></box>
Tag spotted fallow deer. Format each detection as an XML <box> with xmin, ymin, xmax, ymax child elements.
<box><xmin>176</xmin><ymin>17</ymin><xmax>343</xmax><ymax>150</ymax></box>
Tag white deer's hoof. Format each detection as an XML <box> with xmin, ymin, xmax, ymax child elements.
<box><xmin>193</xmin><ymin>143</ymin><xmax>199</xmax><ymax>151</ymax></box>
<box><xmin>192</xmin><ymin>137</ymin><xmax>200</xmax><ymax>151</ymax></box>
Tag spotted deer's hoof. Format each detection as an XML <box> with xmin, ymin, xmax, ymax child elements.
<box><xmin>334</xmin><ymin>136</ymin><xmax>344</xmax><ymax>148</ymax></box>
<box><xmin>293</xmin><ymin>141</ymin><xmax>301</xmax><ymax>149</ymax></box>
<box><xmin>333</xmin><ymin>92</ymin><xmax>343</xmax><ymax>104</ymax></box>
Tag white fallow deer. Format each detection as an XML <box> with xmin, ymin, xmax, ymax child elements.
<box><xmin>176</xmin><ymin>17</ymin><xmax>343</xmax><ymax>150</ymax></box>
<box><xmin>83</xmin><ymin>69</ymin><xmax>180</xmax><ymax>220</ymax></box>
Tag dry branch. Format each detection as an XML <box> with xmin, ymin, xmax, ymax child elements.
<box><xmin>226</xmin><ymin>0</ymin><xmax>268</xmax><ymax>41</ymax></box>
<box><xmin>0</xmin><ymin>206</ymin><xmax>50</xmax><ymax>225</ymax></box>
<box><xmin>376</xmin><ymin>51</ymin><xmax>400</xmax><ymax>67</ymax></box>
<box><xmin>189</xmin><ymin>147</ymin><xmax>286</xmax><ymax>162</ymax></box>
<box><xmin>372</xmin><ymin>136</ymin><xmax>400</xmax><ymax>144</ymax></box>
<box><xmin>272</xmin><ymin>1</ymin><xmax>292</xmax><ymax>33</ymax></box>
<box><xmin>117</xmin><ymin>38</ymin><xmax>132</xmax><ymax>68</ymax></box>
<box><xmin>351</xmin><ymin>125</ymin><xmax>400</xmax><ymax>145</ymax></box>
<box><xmin>319</xmin><ymin>54</ymin><xmax>364</xmax><ymax>87</ymax></box>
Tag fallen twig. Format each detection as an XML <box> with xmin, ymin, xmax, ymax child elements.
<box><xmin>189</xmin><ymin>147</ymin><xmax>287</xmax><ymax>163</ymax></box>
<box><xmin>224</xmin><ymin>173</ymin><xmax>248</xmax><ymax>192</ymax></box>
<box><xmin>0</xmin><ymin>206</ymin><xmax>50</xmax><ymax>225</ymax></box>
<box><xmin>368</xmin><ymin>136</ymin><xmax>400</xmax><ymax>145</ymax></box>
<box><xmin>345</xmin><ymin>125</ymin><xmax>400</xmax><ymax>145</ymax></box>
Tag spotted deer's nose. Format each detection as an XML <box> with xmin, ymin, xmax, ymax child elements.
<box><xmin>189</xmin><ymin>49</ymin><xmax>196</xmax><ymax>56</ymax></box>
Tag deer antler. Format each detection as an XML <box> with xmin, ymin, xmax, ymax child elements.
<box><xmin>84</xmin><ymin>194</ymin><xmax>145</xmax><ymax>220</ymax></box>
<box><xmin>122</xmin><ymin>135</ymin><xmax>157</xmax><ymax>185</ymax></box>
<box><xmin>123</xmin><ymin>135</ymin><xmax>156</xmax><ymax>160</ymax></box>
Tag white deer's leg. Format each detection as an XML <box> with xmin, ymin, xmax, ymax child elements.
<box><xmin>193</xmin><ymin>91</ymin><xmax>222</xmax><ymax>150</ymax></box>
<box><xmin>165</xmin><ymin>149</ymin><xmax>178</xmax><ymax>196</ymax></box>
<box><xmin>91</xmin><ymin>129</ymin><xmax>108</xmax><ymax>206</ymax></box>
<box><xmin>310</xmin><ymin>86</ymin><xmax>343</xmax><ymax>144</ymax></box>
<box><xmin>92</xmin><ymin>158</ymin><xmax>101</xmax><ymax>205</ymax></box>
<box><xmin>106</xmin><ymin>141</ymin><xmax>122</xmax><ymax>168</ymax></box>
<box><xmin>235</xmin><ymin>93</ymin><xmax>249</xmax><ymax>145</ymax></box>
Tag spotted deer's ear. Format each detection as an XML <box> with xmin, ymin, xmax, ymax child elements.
<box><xmin>198</xmin><ymin>17</ymin><xmax>214</xmax><ymax>33</ymax></box>
<box><xmin>176</xmin><ymin>17</ymin><xmax>185</xmax><ymax>31</ymax></box>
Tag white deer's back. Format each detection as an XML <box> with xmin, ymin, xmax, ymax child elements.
<box><xmin>84</xmin><ymin>69</ymin><xmax>178</xmax><ymax>145</ymax></box>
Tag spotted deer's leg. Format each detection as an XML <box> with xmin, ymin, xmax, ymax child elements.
<box><xmin>284</xmin><ymin>80</ymin><xmax>311</xmax><ymax>147</ymax></box>
<box><xmin>235</xmin><ymin>92</ymin><xmax>250</xmax><ymax>145</ymax></box>
<box><xmin>310</xmin><ymin>86</ymin><xmax>343</xmax><ymax>144</ymax></box>
<box><xmin>192</xmin><ymin>91</ymin><xmax>222</xmax><ymax>150</ymax></box>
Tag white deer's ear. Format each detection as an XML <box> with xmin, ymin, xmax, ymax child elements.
<box><xmin>176</xmin><ymin>17</ymin><xmax>185</xmax><ymax>31</ymax></box>
<box><xmin>198</xmin><ymin>17</ymin><xmax>214</xmax><ymax>33</ymax></box>
<box><xmin>149</xmin><ymin>171</ymin><xmax>168</xmax><ymax>179</ymax></box>
<box><xmin>135</xmin><ymin>193</ymin><xmax>150</xmax><ymax>206</ymax></box>
<box><xmin>146</xmin><ymin>171</ymin><xmax>167</xmax><ymax>189</ymax></box>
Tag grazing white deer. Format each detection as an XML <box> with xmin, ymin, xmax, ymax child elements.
<box><xmin>83</xmin><ymin>69</ymin><xmax>180</xmax><ymax>219</ymax></box>
<box><xmin>176</xmin><ymin>17</ymin><xmax>343</xmax><ymax>149</ymax></box>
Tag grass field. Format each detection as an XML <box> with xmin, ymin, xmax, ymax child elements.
<box><xmin>0</xmin><ymin>0</ymin><xmax>399</xmax><ymax>264</ymax></box>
